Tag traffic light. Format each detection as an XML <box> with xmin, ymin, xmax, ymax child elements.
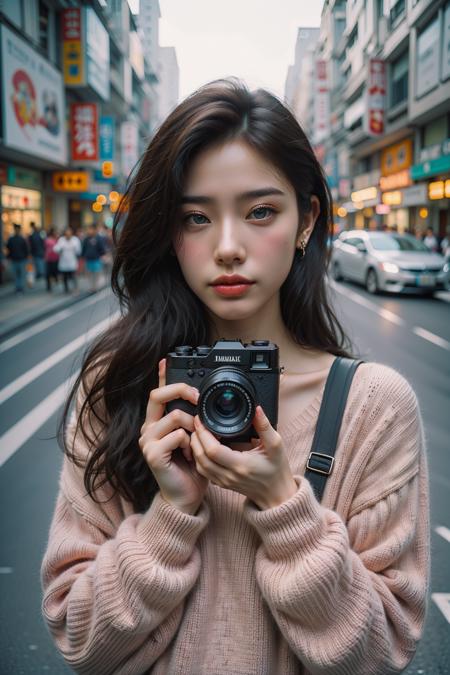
<box><xmin>102</xmin><ymin>161</ymin><xmax>114</xmax><ymax>178</ymax></box>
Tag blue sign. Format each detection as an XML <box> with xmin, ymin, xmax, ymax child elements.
<box><xmin>99</xmin><ymin>116</ymin><xmax>115</xmax><ymax>161</ymax></box>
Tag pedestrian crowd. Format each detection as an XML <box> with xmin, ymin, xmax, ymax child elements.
<box><xmin>3</xmin><ymin>222</ymin><xmax>114</xmax><ymax>295</ymax></box>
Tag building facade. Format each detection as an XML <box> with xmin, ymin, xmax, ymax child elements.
<box><xmin>0</xmin><ymin>0</ymin><xmax>172</xmax><ymax>264</ymax></box>
<box><xmin>285</xmin><ymin>0</ymin><xmax>450</xmax><ymax>239</ymax></box>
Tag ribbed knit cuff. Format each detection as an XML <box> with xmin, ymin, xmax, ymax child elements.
<box><xmin>137</xmin><ymin>492</ymin><xmax>210</xmax><ymax>567</ymax></box>
<box><xmin>243</xmin><ymin>476</ymin><xmax>325</xmax><ymax>560</ymax></box>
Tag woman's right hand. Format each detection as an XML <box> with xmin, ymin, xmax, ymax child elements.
<box><xmin>139</xmin><ymin>359</ymin><xmax>209</xmax><ymax>515</ymax></box>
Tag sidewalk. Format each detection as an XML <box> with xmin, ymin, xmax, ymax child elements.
<box><xmin>0</xmin><ymin>273</ymin><xmax>110</xmax><ymax>341</ymax></box>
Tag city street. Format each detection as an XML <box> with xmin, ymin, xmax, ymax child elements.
<box><xmin>0</xmin><ymin>282</ymin><xmax>449</xmax><ymax>674</ymax></box>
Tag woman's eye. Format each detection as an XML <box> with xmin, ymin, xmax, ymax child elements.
<box><xmin>249</xmin><ymin>206</ymin><xmax>275</xmax><ymax>220</ymax></box>
<box><xmin>184</xmin><ymin>213</ymin><xmax>209</xmax><ymax>226</ymax></box>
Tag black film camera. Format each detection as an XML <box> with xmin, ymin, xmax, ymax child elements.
<box><xmin>165</xmin><ymin>339</ymin><xmax>280</xmax><ymax>443</ymax></box>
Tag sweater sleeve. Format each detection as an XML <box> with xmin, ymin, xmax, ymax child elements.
<box><xmin>242</xmin><ymin>372</ymin><xmax>430</xmax><ymax>675</ymax></box>
<box><xmin>41</xmin><ymin>431</ymin><xmax>209</xmax><ymax>674</ymax></box>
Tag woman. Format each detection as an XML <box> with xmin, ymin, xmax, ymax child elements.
<box><xmin>41</xmin><ymin>80</ymin><xmax>429</xmax><ymax>674</ymax></box>
<box><xmin>44</xmin><ymin>227</ymin><xmax>59</xmax><ymax>292</ymax></box>
<box><xmin>54</xmin><ymin>226</ymin><xmax>81</xmax><ymax>294</ymax></box>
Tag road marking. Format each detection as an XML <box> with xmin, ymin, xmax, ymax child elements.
<box><xmin>412</xmin><ymin>326</ymin><xmax>450</xmax><ymax>351</ymax></box>
<box><xmin>432</xmin><ymin>594</ymin><xmax>450</xmax><ymax>624</ymax></box>
<box><xmin>435</xmin><ymin>526</ymin><xmax>450</xmax><ymax>543</ymax></box>
<box><xmin>330</xmin><ymin>280</ymin><xmax>449</xmax><ymax>350</ymax></box>
<box><xmin>0</xmin><ymin>373</ymin><xmax>78</xmax><ymax>468</ymax></box>
<box><xmin>0</xmin><ymin>312</ymin><xmax>119</xmax><ymax>404</ymax></box>
<box><xmin>0</xmin><ymin>288</ymin><xmax>111</xmax><ymax>353</ymax></box>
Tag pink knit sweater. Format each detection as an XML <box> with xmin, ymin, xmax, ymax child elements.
<box><xmin>41</xmin><ymin>362</ymin><xmax>430</xmax><ymax>674</ymax></box>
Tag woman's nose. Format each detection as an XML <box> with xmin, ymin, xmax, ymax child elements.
<box><xmin>213</xmin><ymin>220</ymin><xmax>246</xmax><ymax>265</ymax></box>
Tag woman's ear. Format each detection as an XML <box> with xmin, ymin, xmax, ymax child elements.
<box><xmin>296</xmin><ymin>195</ymin><xmax>320</xmax><ymax>247</ymax></box>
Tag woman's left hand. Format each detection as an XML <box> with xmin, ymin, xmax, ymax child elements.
<box><xmin>190</xmin><ymin>406</ymin><xmax>298</xmax><ymax>510</ymax></box>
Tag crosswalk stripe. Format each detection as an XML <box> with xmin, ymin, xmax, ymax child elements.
<box><xmin>0</xmin><ymin>373</ymin><xmax>78</xmax><ymax>468</ymax></box>
<box><xmin>0</xmin><ymin>312</ymin><xmax>119</xmax><ymax>404</ymax></box>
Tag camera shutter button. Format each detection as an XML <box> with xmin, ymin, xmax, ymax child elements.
<box><xmin>176</xmin><ymin>345</ymin><xmax>193</xmax><ymax>355</ymax></box>
<box><xmin>252</xmin><ymin>340</ymin><xmax>269</xmax><ymax>346</ymax></box>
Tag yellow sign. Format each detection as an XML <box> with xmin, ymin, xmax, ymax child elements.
<box><xmin>63</xmin><ymin>41</ymin><xmax>84</xmax><ymax>85</ymax></box>
<box><xmin>382</xmin><ymin>190</ymin><xmax>402</xmax><ymax>206</ymax></box>
<box><xmin>429</xmin><ymin>180</ymin><xmax>450</xmax><ymax>200</ymax></box>
<box><xmin>53</xmin><ymin>171</ymin><xmax>89</xmax><ymax>192</ymax></box>
<box><xmin>380</xmin><ymin>170</ymin><xmax>411</xmax><ymax>191</ymax></box>
<box><xmin>102</xmin><ymin>161</ymin><xmax>114</xmax><ymax>178</ymax></box>
<box><xmin>381</xmin><ymin>139</ymin><xmax>413</xmax><ymax>176</ymax></box>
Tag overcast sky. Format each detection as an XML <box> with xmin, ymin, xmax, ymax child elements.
<box><xmin>129</xmin><ymin>0</ymin><xmax>323</xmax><ymax>102</ymax></box>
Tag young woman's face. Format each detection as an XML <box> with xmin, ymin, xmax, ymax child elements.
<box><xmin>174</xmin><ymin>139</ymin><xmax>310</xmax><ymax>324</ymax></box>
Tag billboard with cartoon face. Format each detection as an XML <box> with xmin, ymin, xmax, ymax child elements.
<box><xmin>1</xmin><ymin>25</ymin><xmax>67</xmax><ymax>165</ymax></box>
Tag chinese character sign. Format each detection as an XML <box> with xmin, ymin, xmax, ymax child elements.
<box><xmin>99</xmin><ymin>116</ymin><xmax>115</xmax><ymax>161</ymax></box>
<box><xmin>62</xmin><ymin>8</ymin><xmax>84</xmax><ymax>85</ymax></box>
<box><xmin>313</xmin><ymin>60</ymin><xmax>330</xmax><ymax>145</ymax></box>
<box><xmin>71</xmin><ymin>103</ymin><xmax>99</xmax><ymax>161</ymax></box>
<box><xmin>366</xmin><ymin>59</ymin><xmax>386</xmax><ymax>136</ymax></box>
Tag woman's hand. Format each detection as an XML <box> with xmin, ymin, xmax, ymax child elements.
<box><xmin>139</xmin><ymin>359</ymin><xmax>208</xmax><ymax>515</ymax></box>
<box><xmin>190</xmin><ymin>406</ymin><xmax>297</xmax><ymax>510</ymax></box>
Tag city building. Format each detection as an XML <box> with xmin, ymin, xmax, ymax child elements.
<box><xmin>0</xmin><ymin>0</ymin><xmax>174</xmax><ymax>264</ymax></box>
<box><xmin>286</xmin><ymin>0</ymin><xmax>450</xmax><ymax>240</ymax></box>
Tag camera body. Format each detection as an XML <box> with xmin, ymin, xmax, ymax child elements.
<box><xmin>166</xmin><ymin>339</ymin><xmax>280</xmax><ymax>443</ymax></box>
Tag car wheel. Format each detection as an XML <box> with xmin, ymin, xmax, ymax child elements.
<box><xmin>366</xmin><ymin>268</ymin><xmax>379</xmax><ymax>294</ymax></box>
<box><xmin>332</xmin><ymin>261</ymin><xmax>343</xmax><ymax>282</ymax></box>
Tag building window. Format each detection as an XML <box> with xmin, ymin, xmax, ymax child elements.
<box><xmin>390</xmin><ymin>0</ymin><xmax>406</xmax><ymax>28</ymax></box>
<box><xmin>39</xmin><ymin>1</ymin><xmax>49</xmax><ymax>54</ymax></box>
<box><xmin>390</xmin><ymin>51</ymin><xmax>408</xmax><ymax>107</ymax></box>
<box><xmin>348</xmin><ymin>24</ymin><xmax>358</xmax><ymax>50</ymax></box>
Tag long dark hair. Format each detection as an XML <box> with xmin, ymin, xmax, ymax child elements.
<box><xmin>60</xmin><ymin>78</ymin><xmax>353</xmax><ymax>512</ymax></box>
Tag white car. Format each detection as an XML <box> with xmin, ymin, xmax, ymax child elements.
<box><xmin>330</xmin><ymin>230</ymin><xmax>447</xmax><ymax>296</ymax></box>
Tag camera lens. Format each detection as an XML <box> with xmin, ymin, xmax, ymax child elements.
<box><xmin>199</xmin><ymin>368</ymin><xmax>256</xmax><ymax>438</ymax></box>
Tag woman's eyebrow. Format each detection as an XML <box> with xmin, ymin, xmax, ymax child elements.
<box><xmin>180</xmin><ymin>187</ymin><xmax>285</xmax><ymax>204</ymax></box>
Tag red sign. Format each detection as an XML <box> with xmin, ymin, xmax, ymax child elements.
<box><xmin>366</xmin><ymin>59</ymin><xmax>386</xmax><ymax>136</ymax></box>
<box><xmin>62</xmin><ymin>8</ymin><xmax>81</xmax><ymax>41</ymax></box>
<box><xmin>71</xmin><ymin>103</ymin><xmax>99</xmax><ymax>161</ymax></box>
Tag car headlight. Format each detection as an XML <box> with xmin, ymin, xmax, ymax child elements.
<box><xmin>379</xmin><ymin>262</ymin><xmax>400</xmax><ymax>274</ymax></box>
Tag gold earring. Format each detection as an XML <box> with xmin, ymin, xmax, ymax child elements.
<box><xmin>297</xmin><ymin>239</ymin><xmax>306</xmax><ymax>257</ymax></box>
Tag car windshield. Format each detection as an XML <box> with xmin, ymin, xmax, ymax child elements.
<box><xmin>369</xmin><ymin>233</ymin><xmax>430</xmax><ymax>252</ymax></box>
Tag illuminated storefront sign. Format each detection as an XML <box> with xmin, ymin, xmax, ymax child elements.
<box><xmin>52</xmin><ymin>171</ymin><xmax>89</xmax><ymax>192</ymax></box>
<box><xmin>381</xmin><ymin>139</ymin><xmax>413</xmax><ymax>176</ymax></box>
<box><xmin>70</xmin><ymin>103</ymin><xmax>99</xmax><ymax>161</ymax></box>
<box><xmin>365</xmin><ymin>59</ymin><xmax>386</xmax><ymax>136</ymax></box>
<box><xmin>379</xmin><ymin>170</ymin><xmax>412</xmax><ymax>191</ymax></box>
<box><xmin>428</xmin><ymin>180</ymin><xmax>450</xmax><ymax>200</ymax></box>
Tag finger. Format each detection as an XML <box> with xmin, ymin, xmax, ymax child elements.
<box><xmin>159</xmin><ymin>358</ymin><xmax>166</xmax><ymax>388</ymax></box>
<box><xmin>191</xmin><ymin>431</ymin><xmax>230</xmax><ymax>482</ymax></box>
<box><xmin>252</xmin><ymin>406</ymin><xmax>282</xmax><ymax>452</ymax></box>
<box><xmin>151</xmin><ymin>408</ymin><xmax>195</xmax><ymax>440</ymax></box>
<box><xmin>193</xmin><ymin>417</ymin><xmax>239</xmax><ymax>469</ymax></box>
<box><xmin>141</xmin><ymin>428</ymin><xmax>190</xmax><ymax>470</ymax></box>
<box><xmin>146</xmin><ymin>380</ymin><xmax>199</xmax><ymax>424</ymax></box>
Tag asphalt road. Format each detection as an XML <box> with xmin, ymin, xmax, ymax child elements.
<box><xmin>0</xmin><ymin>281</ymin><xmax>449</xmax><ymax>674</ymax></box>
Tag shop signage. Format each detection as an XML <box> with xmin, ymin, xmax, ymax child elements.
<box><xmin>86</xmin><ymin>8</ymin><xmax>110</xmax><ymax>101</ymax></box>
<box><xmin>416</xmin><ymin>14</ymin><xmax>440</xmax><ymax>98</ymax></box>
<box><xmin>99</xmin><ymin>116</ymin><xmax>115</xmax><ymax>161</ymax></box>
<box><xmin>382</xmin><ymin>191</ymin><xmax>402</xmax><ymax>206</ymax></box>
<box><xmin>1</xmin><ymin>25</ymin><xmax>67</xmax><ymax>164</ymax></box>
<box><xmin>410</xmin><ymin>154</ymin><xmax>450</xmax><ymax>180</ymax></box>
<box><xmin>381</xmin><ymin>139</ymin><xmax>413</xmax><ymax>176</ymax></box>
<box><xmin>52</xmin><ymin>171</ymin><xmax>89</xmax><ymax>192</ymax></box>
<box><xmin>7</xmin><ymin>166</ymin><xmax>42</xmax><ymax>189</ymax></box>
<box><xmin>62</xmin><ymin>8</ymin><xmax>84</xmax><ymax>85</ymax></box>
<box><xmin>401</xmin><ymin>184</ymin><xmax>428</xmax><ymax>206</ymax></box>
<box><xmin>365</xmin><ymin>59</ymin><xmax>386</xmax><ymax>136</ymax></box>
<box><xmin>121</xmin><ymin>121</ymin><xmax>139</xmax><ymax>177</ymax></box>
<box><xmin>419</xmin><ymin>138</ymin><xmax>450</xmax><ymax>163</ymax></box>
<box><xmin>353</xmin><ymin>170</ymin><xmax>381</xmax><ymax>191</ymax></box>
<box><xmin>61</xmin><ymin>8</ymin><xmax>109</xmax><ymax>100</ymax></box>
<box><xmin>351</xmin><ymin>186</ymin><xmax>379</xmax><ymax>203</ymax></box>
<box><xmin>70</xmin><ymin>103</ymin><xmax>99</xmax><ymax>161</ymax></box>
<box><xmin>380</xmin><ymin>170</ymin><xmax>412</xmax><ymax>191</ymax></box>
<box><xmin>428</xmin><ymin>180</ymin><xmax>450</xmax><ymax>200</ymax></box>
<box><xmin>313</xmin><ymin>60</ymin><xmax>330</xmax><ymax>144</ymax></box>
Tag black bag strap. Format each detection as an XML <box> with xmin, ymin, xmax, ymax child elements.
<box><xmin>304</xmin><ymin>357</ymin><xmax>364</xmax><ymax>502</ymax></box>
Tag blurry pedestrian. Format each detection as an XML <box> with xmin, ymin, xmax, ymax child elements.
<box><xmin>28</xmin><ymin>221</ymin><xmax>46</xmax><ymax>279</ymax></box>
<box><xmin>81</xmin><ymin>224</ymin><xmax>106</xmax><ymax>292</ymax></box>
<box><xmin>44</xmin><ymin>227</ymin><xmax>59</xmax><ymax>292</ymax></box>
<box><xmin>6</xmin><ymin>223</ymin><xmax>29</xmax><ymax>293</ymax></box>
<box><xmin>423</xmin><ymin>227</ymin><xmax>438</xmax><ymax>252</ymax></box>
<box><xmin>54</xmin><ymin>227</ymin><xmax>81</xmax><ymax>294</ymax></box>
<box><xmin>440</xmin><ymin>229</ymin><xmax>450</xmax><ymax>257</ymax></box>
<box><xmin>42</xmin><ymin>80</ymin><xmax>429</xmax><ymax>675</ymax></box>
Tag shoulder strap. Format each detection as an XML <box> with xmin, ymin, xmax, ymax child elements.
<box><xmin>304</xmin><ymin>356</ymin><xmax>364</xmax><ymax>502</ymax></box>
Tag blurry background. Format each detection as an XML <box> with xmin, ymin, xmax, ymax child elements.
<box><xmin>0</xmin><ymin>1</ymin><xmax>449</xmax><ymax>673</ymax></box>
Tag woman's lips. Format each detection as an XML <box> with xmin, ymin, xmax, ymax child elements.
<box><xmin>211</xmin><ymin>283</ymin><xmax>254</xmax><ymax>297</ymax></box>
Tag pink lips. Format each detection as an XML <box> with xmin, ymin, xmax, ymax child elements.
<box><xmin>210</xmin><ymin>275</ymin><xmax>254</xmax><ymax>297</ymax></box>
